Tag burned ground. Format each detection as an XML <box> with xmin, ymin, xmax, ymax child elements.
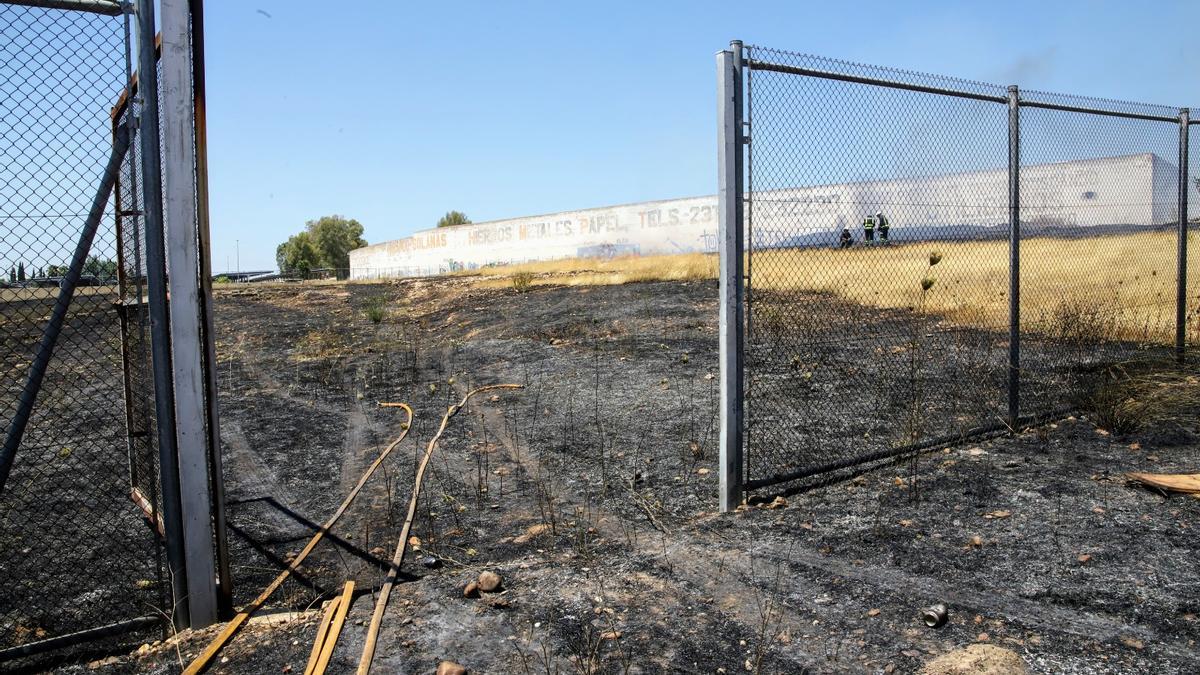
<box><xmin>40</xmin><ymin>277</ymin><xmax>1200</xmax><ymax>674</ymax></box>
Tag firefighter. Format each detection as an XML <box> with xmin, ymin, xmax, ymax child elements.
<box><xmin>876</xmin><ymin>211</ymin><xmax>890</xmax><ymax>242</ymax></box>
<box><xmin>839</xmin><ymin>225</ymin><xmax>853</xmax><ymax>248</ymax></box>
<box><xmin>862</xmin><ymin>213</ymin><xmax>876</xmax><ymax>242</ymax></box>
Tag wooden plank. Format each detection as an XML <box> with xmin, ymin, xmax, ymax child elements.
<box><xmin>312</xmin><ymin>581</ymin><xmax>355</xmax><ymax>675</ymax></box>
<box><xmin>1126</xmin><ymin>472</ymin><xmax>1200</xmax><ymax>494</ymax></box>
<box><xmin>302</xmin><ymin>596</ymin><xmax>340</xmax><ymax>675</ymax></box>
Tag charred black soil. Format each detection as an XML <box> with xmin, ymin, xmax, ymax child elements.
<box><xmin>47</xmin><ymin>278</ymin><xmax>1200</xmax><ymax>674</ymax></box>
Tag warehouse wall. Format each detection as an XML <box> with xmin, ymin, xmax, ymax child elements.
<box><xmin>350</xmin><ymin>194</ymin><xmax>718</xmax><ymax>278</ymax></box>
<box><xmin>350</xmin><ymin>153</ymin><xmax>1197</xmax><ymax>279</ymax></box>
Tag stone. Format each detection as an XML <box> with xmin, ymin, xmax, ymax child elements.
<box><xmin>463</xmin><ymin>581</ymin><xmax>480</xmax><ymax>598</ymax></box>
<box><xmin>513</xmin><ymin>523</ymin><xmax>551</xmax><ymax>544</ymax></box>
<box><xmin>478</xmin><ymin>570</ymin><xmax>503</xmax><ymax>593</ymax></box>
<box><xmin>921</xmin><ymin>644</ymin><xmax>1026</xmax><ymax>675</ymax></box>
<box><xmin>437</xmin><ymin>661</ymin><xmax>468</xmax><ymax>675</ymax></box>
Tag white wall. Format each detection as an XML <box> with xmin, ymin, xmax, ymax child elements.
<box><xmin>350</xmin><ymin>153</ymin><xmax>1197</xmax><ymax>279</ymax></box>
<box><xmin>351</xmin><ymin>195</ymin><xmax>718</xmax><ymax>278</ymax></box>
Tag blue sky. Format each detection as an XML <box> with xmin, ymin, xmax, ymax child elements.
<box><xmin>201</xmin><ymin>0</ymin><xmax>1200</xmax><ymax>271</ymax></box>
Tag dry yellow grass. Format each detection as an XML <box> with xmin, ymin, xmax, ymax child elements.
<box><xmin>757</xmin><ymin>230</ymin><xmax>1196</xmax><ymax>341</ymax></box>
<box><xmin>466</xmin><ymin>253</ymin><xmax>718</xmax><ymax>288</ymax></box>
<box><xmin>468</xmin><ymin>231</ymin><xmax>1198</xmax><ymax>344</ymax></box>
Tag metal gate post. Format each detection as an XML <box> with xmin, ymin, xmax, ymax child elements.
<box><xmin>136</xmin><ymin>0</ymin><xmax>191</xmax><ymax>630</ymax></box>
<box><xmin>188</xmin><ymin>0</ymin><xmax>232</xmax><ymax>620</ymax></box>
<box><xmin>1007</xmin><ymin>85</ymin><xmax>1021</xmax><ymax>427</ymax></box>
<box><xmin>161</xmin><ymin>0</ymin><xmax>218</xmax><ymax>628</ymax></box>
<box><xmin>717</xmin><ymin>43</ymin><xmax>745</xmax><ymax>512</ymax></box>
<box><xmin>1178</xmin><ymin>108</ymin><xmax>1190</xmax><ymax>362</ymax></box>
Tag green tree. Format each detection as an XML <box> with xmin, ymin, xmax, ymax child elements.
<box><xmin>17</xmin><ymin>262</ymin><xmax>25</xmax><ymax>282</ymax></box>
<box><xmin>305</xmin><ymin>215</ymin><xmax>366</xmax><ymax>272</ymax></box>
<box><xmin>436</xmin><ymin>211</ymin><xmax>471</xmax><ymax>228</ymax></box>
<box><xmin>276</xmin><ymin>231</ymin><xmax>321</xmax><ymax>276</ymax></box>
<box><xmin>276</xmin><ymin>215</ymin><xmax>367</xmax><ymax>278</ymax></box>
<box><xmin>82</xmin><ymin>256</ymin><xmax>118</xmax><ymax>280</ymax></box>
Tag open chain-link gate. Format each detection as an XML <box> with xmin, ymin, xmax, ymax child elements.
<box><xmin>718</xmin><ymin>42</ymin><xmax>1199</xmax><ymax>508</ymax></box>
<box><xmin>1</xmin><ymin>0</ymin><xmax>227</xmax><ymax>666</ymax></box>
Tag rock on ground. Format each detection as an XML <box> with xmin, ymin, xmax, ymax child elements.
<box><xmin>436</xmin><ymin>661</ymin><xmax>468</xmax><ymax>675</ymax></box>
<box><xmin>477</xmin><ymin>570</ymin><xmax>502</xmax><ymax>593</ymax></box>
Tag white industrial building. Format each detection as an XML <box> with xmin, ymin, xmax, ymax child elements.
<box><xmin>349</xmin><ymin>153</ymin><xmax>1198</xmax><ymax>279</ymax></box>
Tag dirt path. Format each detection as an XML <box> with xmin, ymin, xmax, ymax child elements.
<box><xmin>247</xmin><ymin>358</ymin><xmax>347</xmax><ymax>418</ymax></box>
<box><xmin>333</xmin><ymin>405</ymin><xmax>371</xmax><ymax>499</ymax></box>
<box><xmin>224</xmin><ymin>422</ymin><xmax>295</xmax><ymax>506</ymax></box>
<box><xmin>223</xmin><ymin>421</ymin><xmax>305</xmax><ymax>538</ymax></box>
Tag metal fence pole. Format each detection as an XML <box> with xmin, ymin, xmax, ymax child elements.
<box><xmin>161</xmin><ymin>0</ymin><xmax>218</xmax><ymax>628</ymax></box>
<box><xmin>136</xmin><ymin>0</ymin><xmax>191</xmax><ymax>630</ymax></box>
<box><xmin>1178</xmin><ymin>108</ymin><xmax>1190</xmax><ymax>362</ymax></box>
<box><xmin>1007</xmin><ymin>85</ymin><xmax>1021</xmax><ymax>427</ymax></box>
<box><xmin>717</xmin><ymin>44</ymin><xmax>744</xmax><ymax>512</ymax></box>
<box><xmin>188</xmin><ymin>0</ymin><xmax>232</xmax><ymax>620</ymax></box>
<box><xmin>743</xmin><ymin>44</ymin><xmax>753</xmax><ymax>345</ymax></box>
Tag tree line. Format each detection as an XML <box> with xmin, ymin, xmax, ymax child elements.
<box><xmin>8</xmin><ymin>256</ymin><xmax>118</xmax><ymax>283</ymax></box>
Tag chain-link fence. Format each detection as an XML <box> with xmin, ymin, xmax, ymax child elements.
<box><xmin>1193</xmin><ymin>121</ymin><xmax>1200</xmax><ymax>343</ymax></box>
<box><xmin>112</xmin><ymin>40</ymin><xmax>165</xmax><ymax>586</ymax></box>
<box><xmin>721</xmin><ymin>44</ymin><xmax>1198</xmax><ymax>494</ymax></box>
<box><xmin>0</xmin><ymin>1</ymin><xmax>167</xmax><ymax>666</ymax></box>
